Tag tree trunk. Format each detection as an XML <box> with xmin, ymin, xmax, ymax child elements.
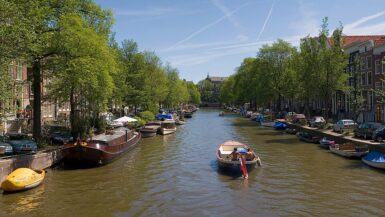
<box><xmin>70</xmin><ymin>88</ymin><xmax>76</xmax><ymax>138</ymax></box>
<box><xmin>32</xmin><ymin>60</ymin><xmax>42</xmax><ymax>140</ymax></box>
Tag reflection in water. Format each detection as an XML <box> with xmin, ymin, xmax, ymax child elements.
<box><xmin>1</xmin><ymin>109</ymin><xmax>385</xmax><ymax>216</ymax></box>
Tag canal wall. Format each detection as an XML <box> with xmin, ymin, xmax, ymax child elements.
<box><xmin>0</xmin><ymin>148</ymin><xmax>63</xmax><ymax>183</ymax></box>
<box><xmin>277</xmin><ymin>119</ymin><xmax>385</xmax><ymax>152</ymax></box>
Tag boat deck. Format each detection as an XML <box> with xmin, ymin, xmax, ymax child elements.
<box><xmin>93</xmin><ymin>128</ymin><xmax>129</xmax><ymax>142</ymax></box>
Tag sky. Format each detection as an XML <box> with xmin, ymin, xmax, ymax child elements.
<box><xmin>95</xmin><ymin>0</ymin><xmax>385</xmax><ymax>83</ymax></box>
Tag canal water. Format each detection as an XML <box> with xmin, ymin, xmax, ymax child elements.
<box><xmin>1</xmin><ymin>108</ymin><xmax>385</xmax><ymax>217</ymax></box>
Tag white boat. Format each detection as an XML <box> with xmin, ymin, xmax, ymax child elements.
<box><xmin>216</xmin><ymin>140</ymin><xmax>261</xmax><ymax>170</ymax></box>
<box><xmin>329</xmin><ymin>143</ymin><xmax>368</xmax><ymax>158</ymax></box>
<box><xmin>362</xmin><ymin>151</ymin><xmax>385</xmax><ymax>169</ymax></box>
<box><xmin>160</xmin><ymin>120</ymin><xmax>177</xmax><ymax>135</ymax></box>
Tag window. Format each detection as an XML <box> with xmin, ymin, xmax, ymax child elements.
<box><xmin>368</xmin><ymin>71</ymin><xmax>372</xmax><ymax>85</ymax></box>
<box><xmin>383</xmin><ymin>57</ymin><xmax>385</xmax><ymax>74</ymax></box>
<box><xmin>376</xmin><ymin>60</ymin><xmax>381</xmax><ymax>74</ymax></box>
<box><xmin>16</xmin><ymin>61</ymin><xmax>22</xmax><ymax>80</ymax></box>
<box><xmin>361</xmin><ymin>58</ymin><xmax>366</xmax><ymax>70</ymax></box>
<box><xmin>375</xmin><ymin>81</ymin><xmax>381</xmax><ymax>90</ymax></box>
<box><xmin>362</xmin><ymin>72</ymin><xmax>366</xmax><ymax>85</ymax></box>
<box><xmin>367</xmin><ymin>56</ymin><xmax>372</xmax><ymax>69</ymax></box>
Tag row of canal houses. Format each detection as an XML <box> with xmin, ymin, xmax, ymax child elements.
<box><xmin>332</xmin><ymin>35</ymin><xmax>385</xmax><ymax>123</ymax></box>
<box><xmin>0</xmin><ymin>62</ymin><xmax>70</xmax><ymax>134</ymax></box>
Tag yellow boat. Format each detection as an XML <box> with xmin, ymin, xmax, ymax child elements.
<box><xmin>1</xmin><ymin>168</ymin><xmax>45</xmax><ymax>192</ymax></box>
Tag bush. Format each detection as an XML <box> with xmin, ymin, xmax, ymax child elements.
<box><xmin>139</xmin><ymin>111</ymin><xmax>155</xmax><ymax>122</ymax></box>
<box><xmin>134</xmin><ymin>116</ymin><xmax>146</xmax><ymax>127</ymax></box>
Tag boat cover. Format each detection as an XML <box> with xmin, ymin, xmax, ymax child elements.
<box><xmin>237</xmin><ymin>147</ymin><xmax>247</xmax><ymax>153</ymax></box>
<box><xmin>363</xmin><ymin>151</ymin><xmax>385</xmax><ymax>162</ymax></box>
<box><xmin>156</xmin><ymin>114</ymin><xmax>173</xmax><ymax>120</ymax></box>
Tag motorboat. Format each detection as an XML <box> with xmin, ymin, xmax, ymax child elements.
<box><xmin>329</xmin><ymin>143</ymin><xmax>368</xmax><ymax>158</ymax></box>
<box><xmin>1</xmin><ymin>168</ymin><xmax>45</xmax><ymax>192</ymax></box>
<box><xmin>362</xmin><ymin>151</ymin><xmax>385</xmax><ymax>169</ymax></box>
<box><xmin>160</xmin><ymin>120</ymin><xmax>177</xmax><ymax>135</ymax></box>
<box><xmin>319</xmin><ymin>137</ymin><xmax>335</xmax><ymax>149</ymax></box>
<box><xmin>216</xmin><ymin>140</ymin><xmax>261</xmax><ymax>177</ymax></box>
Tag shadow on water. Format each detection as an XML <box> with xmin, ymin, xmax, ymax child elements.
<box><xmin>231</xmin><ymin>121</ymin><xmax>259</xmax><ymax>128</ymax></box>
<box><xmin>210</xmin><ymin>159</ymin><xmax>243</xmax><ymax>179</ymax></box>
<box><xmin>255</xmin><ymin>131</ymin><xmax>286</xmax><ymax>136</ymax></box>
<box><xmin>265</xmin><ymin>138</ymin><xmax>302</xmax><ymax>144</ymax></box>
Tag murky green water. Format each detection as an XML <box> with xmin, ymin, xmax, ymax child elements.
<box><xmin>1</xmin><ymin>108</ymin><xmax>385</xmax><ymax>217</ymax></box>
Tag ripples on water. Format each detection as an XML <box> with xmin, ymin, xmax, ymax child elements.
<box><xmin>1</xmin><ymin>108</ymin><xmax>385</xmax><ymax>216</ymax></box>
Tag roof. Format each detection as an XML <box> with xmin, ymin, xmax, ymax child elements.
<box><xmin>342</xmin><ymin>35</ymin><xmax>385</xmax><ymax>47</ymax></box>
<box><xmin>207</xmin><ymin>76</ymin><xmax>228</xmax><ymax>82</ymax></box>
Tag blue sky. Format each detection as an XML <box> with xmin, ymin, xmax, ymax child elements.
<box><xmin>95</xmin><ymin>0</ymin><xmax>385</xmax><ymax>83</ymax></box>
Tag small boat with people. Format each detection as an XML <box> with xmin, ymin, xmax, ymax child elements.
<box><xmin>62</xmin><ymin>127</ymin><xmax>141</xmax><ymax>166</ymax></box>
<box><xmin>319</xmin><ymin>137</ymin><xmax>335</xmax><ymax>149</ymax></box>
<box><xmin>329</xmin><ymin>143</ymin><xmax>369</xmax><ymax>158</ymax></box>
<box><xmin>216</xmin><ymin>140</ymin><xmax>262</xmax><ymax>179</ymax></box>
<box><xmin>362</xmin><ymin>151</ymin><xmax>385</xmax><ymax>169</ymax></box>
<box><xmin>160</xmin><ymin>120</ymin><xmax>177</xmax><ymax>135</ymax></box>
<box><xmin>1</xmin><ymin>168</ymin><xmax>45</xmax><ymax>192</ymax></box>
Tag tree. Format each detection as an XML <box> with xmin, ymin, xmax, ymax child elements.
<box><xmin>258</xmin><ymin>39</ymin><xmax>297</xmax><ymax>111</ymax></box>
<box><xmin>198</xmin><ymin>79</ymin><xmax>214</xmax><ymax>103</ymax></box>
<box><xmin>348</xmin><ymin>57</ymin><xmax>365</xmax><ymax>122</ymax></box>
<box><xmin>187</xmin><ymin>82</ymin><xmax>201</xmax><ymax>105</ymax></box>
<box><xmin>47</xmin><ymin>13</ymin><xmax>116</xmax><ymax>137</ymax></box>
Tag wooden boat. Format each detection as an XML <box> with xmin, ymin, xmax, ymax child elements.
<box><xmin>62</xmin><ymin>127</ymin><xmax>141</xmax><ymax>166</ymax></box>
<box><xmin>160</xmin><ymin>120</ymin><xmax>177</xmax><ymax>135</ymax></box>
<box><xmin>216</xmin><ymin>140</ymin><xmax>261</xmax><ymax>173</ymax></box>
<box><xmin>329</xmin><ymin>143</ymin><xmax>369</xmax><ymax>158</ymax></box>
<box><xmin>1</xmin><ymin>168</ymin><xmax>45</xmax><ymax>192</ymax></box>
<box><xmin>319</xmin><ymin>137</ymin><xmax>335</xmax><ymax>149</ymax></box>
<box><xmin>296</xmin><ymin>132</ymin><xmax>320</xmax><ymax>143</ymax></box>
<box><xmin>362</xmin><ymin>151</ymin><xmax>385</xmax><ymax>169</ymax></box>
<box><xmin>140</xmin><ymin>127</ymin><xmax>157</xmax><ymax>138</ymax></box>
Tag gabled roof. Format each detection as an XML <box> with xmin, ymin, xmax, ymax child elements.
<box><xmin>207</xmin><ymin>76</ymin><xmax>227</xmax><ymax>82</ymax></box>
<box><xmin>342</xmin><ymin>35</ymin><xmax>385</xmax><ymax>47</ymax></box>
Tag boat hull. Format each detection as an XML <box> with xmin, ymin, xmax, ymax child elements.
<box><xmin>362</xmin><ymin>159</ymin><xmax>385</xmax><ymax>169</ymax></box>
<box><xmin>1</xmin><ymin>168</ymin><xmax>45</xmax><ymax>192</ymax></box>
<box><xmin>184</xmin><ymin>113</ymin><xmax>193</xmax><ymax>118</ymax></box>
<box><xmin>62</xmin><ymin>132</ymin><xmax>141</xmax><ymax>166</ymax></box>
<box><xmin>160</xmin><ymin>128</ymin><xmax>176</xmax><ymax>135</ymax></box>
<box><xmin>329</xmin><ymin>147</ymin><xmax>368</xmax><ymax>158</ymax></box>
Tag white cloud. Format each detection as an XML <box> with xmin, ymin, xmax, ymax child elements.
<box><xmin>344</xmin><ymin>11</ymin><xmax>385</xmax><ymax>35</ymax></box>
<box><xmin>290</xmin><ymin>0</ymin><xmax>319</xmax><ymax>37</ymax></box>
<box><xmin>256</xmin><ymin>0</ymin><xmax>276</xmax><ymax>41</ymax></box>
<box><xmin>166</xmin><ymin>1</ymin><xmax>251</xmax><ymax>51</ymax></box>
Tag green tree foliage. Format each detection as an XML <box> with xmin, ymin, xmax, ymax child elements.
<box><xmin>187</xmin><ymin>82</ymin><xmax>201</xmax><ymax>105</ymax></box>
<box><xmin>198</xmin><ymin>79</ymin><xmax>214</xmax><ymax>102</ymax></box>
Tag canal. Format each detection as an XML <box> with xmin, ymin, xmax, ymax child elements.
<box><xmin>1</xmin><ymin>108</ymin><xmax>385</xmax><ymax>216</ymax></box>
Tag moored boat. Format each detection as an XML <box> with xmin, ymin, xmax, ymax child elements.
<box><xmin>296</xmin><ymin>132</ymin><xmax>320</xmax><ymax>143</ymax></box>
<box><xmin>216</xmin><ymin>140</ymin><xmax>261</xmax><ymax>175</ymax></box>
<box><xmin>362</xmin><ymin>151</ymin><xmax>385</xmax><ymax>169</ymax></box>
<box><xmin>62</xmin><ymin>127</ymin><xmax>141</xmax><ymax>166</ymax></box>
<box><xmin>175</xmin><ymin>119</ymin><xmax>185</xmax><ymax>125</ymax></box>
<box><xmin>329</xmin><ymin>143</ymin><xmax>368</xmax><ymax>158</ymax></box>
<box><xmin>160</xmin><ymin>120</ymin><xmax>177</xmax><ymax>135</ymax></box>
<box><xmin>140</xmin><ymin>127</ymin><xmax>157</xmax><ymax>138</ymax></box>
<box><xmin>184</xmin><ymin>111</ymin><xmax>193</xmax><ymax>118</ymax></box>
<box><xmin>285</xmin><ymin>127</ymin><xmax>297</xmax><ymax>134</ymax></box>
<box><xmin>219</xmin><ymin>111</ymin><xmax>224</xmax><ymax>116</ymax></box>
<box><xmin>319</xmin><ymin>137</ymin><xmax>335</xmax><ymax>149</ymax></box>
<box><xmin>1</xmin><ymin>168</ymin><xmax>45</xmax><ymax>192</ymax></box>
<box><xmin>273</xmin><ymin>122</ymin><xmax>287</xmax><ymax>130</ymax></box>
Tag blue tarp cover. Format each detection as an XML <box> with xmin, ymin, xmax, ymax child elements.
<box><xmin>156</xmin><ymin>114</ymin><xmax>173</xmax><ymax>120</ymax></box>
<box><xmin>237</xmin><ymin>147</ymin><xmax>247</xmax><ymax>154</ymax></box>
<box><xmin>363</xmin><ymin>151</ymin><xmax>385</xmax><ymax>163</ymax></box>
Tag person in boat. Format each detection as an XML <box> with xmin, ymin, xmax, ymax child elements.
<box><xmin>246</xmin><ymin>148</ymin><xmax>255</xmax><ymax>161</ymax></box>
<box><xmin>228</xmin><ymin>148</ymin><xmax>240</xmax><ymax>161</ymax></box>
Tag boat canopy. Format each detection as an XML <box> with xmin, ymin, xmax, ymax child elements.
<box><xmin>364</xmin><ymin>151</ymin><xmax>385</xmax><ymax>162</ymax></box>
<box><xmin>113</xmin><ymin>116</ymin><xmax>138</xmax><ymax>123</ymax></box>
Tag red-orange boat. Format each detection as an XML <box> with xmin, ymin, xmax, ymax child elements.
<box><xmin>62</xmin><ymin>127</ymin><xmax>141</xmax><ymax>166</ymax></box>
